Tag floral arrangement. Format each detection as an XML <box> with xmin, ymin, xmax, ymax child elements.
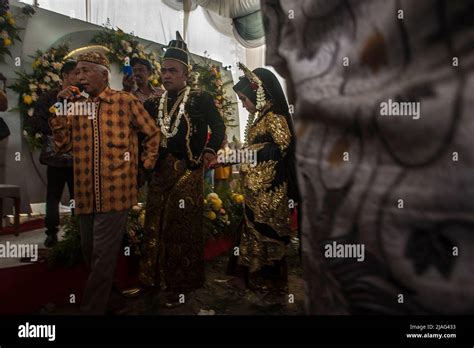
<box><xmin>0</xmin><ymin>5</ymin><xmax>35</xmax><ymax>62</ymax></box>
<box><xmin>47</xmin><ymin>215</ymin><xmax>82</xmax><ymax>267</ymax></box>
<box><xmin>204</xmin><ymin>190</ymin><xmax>244</xmax><ymax>239</ymax></box>
<box><xmin>10</xmin><ymin>44</ymin><xmax>70</xmax><ymax>150</ymax></box>
<box><xmin>91</xmin><ymin>27</ymin><xmax>162</xmax><ymax>87</ymax></box>
<box><xmin>191</xmin><ymin>62</ymin><xmax>237</xmax><ymax>129</ymax></box>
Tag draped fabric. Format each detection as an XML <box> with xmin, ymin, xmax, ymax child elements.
<box><xmin>196</xmin><ymin>0</ymin><xmax>265</xmax><ymax>48</ymax></box>
<box><xmin>194</xmin><ymin>0</ymin><xmax>259</xmax><ymax>18</ymax></box>
<box><xmin>164</xmin><ymin>0</ymin><xmax>265</xmax><ymax>48</ymax></box>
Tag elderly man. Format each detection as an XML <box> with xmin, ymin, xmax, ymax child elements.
<box><xmin>49</xmin><ymin>51</ymin><xmax>160</xmax><ymax>314</ymax></box>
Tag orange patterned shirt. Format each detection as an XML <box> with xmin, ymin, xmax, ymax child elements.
<box><xmin>49</xmin><ymin>87</ymin><xmax>160</xmax><ymax>214</ymax></box>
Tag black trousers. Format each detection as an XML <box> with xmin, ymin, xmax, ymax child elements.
<box><xmin>45</xmin><ymin>165</ymin><xmax>74</xmax><ymax>235</ymax></box>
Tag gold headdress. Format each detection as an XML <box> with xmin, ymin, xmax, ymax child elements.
<box><xmin>237</xmin><ymin>62</ymin><xmax>266</xmax><ymax>111</ymax></box>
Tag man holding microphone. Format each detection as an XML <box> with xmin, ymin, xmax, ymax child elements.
<box><xmin>49</xmin><ymin>50</ymin><xmax>160</xmax><ymax>314</ymax></box>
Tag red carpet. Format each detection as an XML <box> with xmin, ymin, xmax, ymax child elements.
<box><xmin>0</xmin><ymin>235</ymin><xmax>234</xmax><ymax>314</ymax></box>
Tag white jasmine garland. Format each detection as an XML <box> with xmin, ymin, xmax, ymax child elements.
<box><xmin>157</xmin><ymin>86</ymin><xmax>191</xmax><ymax>139</ymax></box>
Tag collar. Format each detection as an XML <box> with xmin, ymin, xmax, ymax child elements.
<box><xmin>167</xmin><ymin>85</ymin><xmax>188</xmax><ymax>98</ymax></box>
<box><xmin>94</xmin><ymin>87</ymin><xmax>114</xmax><ymax>104</ymax></box>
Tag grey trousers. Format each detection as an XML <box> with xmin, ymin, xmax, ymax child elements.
<box><xmin>78</xmin><ymin>210</ymin><xmax>129</xmax><ymax>315</ymax></box>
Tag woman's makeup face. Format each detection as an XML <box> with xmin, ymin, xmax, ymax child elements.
<box><xmin>237</xmin><ymin>91</ymin><xmax>257</xmax><ymax>114</ymax></box>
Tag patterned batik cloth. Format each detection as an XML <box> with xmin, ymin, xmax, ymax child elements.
<box><xmin>139</xmin><ymin>153</ymin><xmax>205</xmax><ymax>292</ymax></box>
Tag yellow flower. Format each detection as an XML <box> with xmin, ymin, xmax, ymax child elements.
<box><xmin>32</xmin><ymin>60</ymin><xmax>40</xmax><ymax>69</ymax></box>
<box><xmin>138</xmin><ymin>211</ymin><xmax>145</xmax><ymax>226</ymax></box>
<box><xmin>207</xmin><ymin>211</ymin><xmax>217</xmax><ymax>221</ymax></box>
<box><xmin>3</xmin><ymin>38</ymin><xmax>11</xmax><ymax>46</ymax></box>
<box><xmin>233</xmin><ymin>194</ymin><xmax>244</xmax><ymax>204</ymax></box>
<box><xmin>23</xmin><ymin>95</ymin><xmax>33</xmax><ymax>105</ymax></box>
<box><xmin>7</xmin><ymin>18</ymin><xmax>15</xmax><ymax>25</ymax></box>
<box><xmin>207</xmin><ymin>193</ymin><xmax>218</xmax><ymax>200</ymax></box>
<box><xmin>48</xmin><ymin>105</ymin><xmax>57</xmax><ymax>114</ymax></box>
<box><xmin>211</xmin><ymin>198</ymin><xmax>222</xmax><ymax>211</ymax></box>
<box><xmin>151</xmin><ymin>79</ymin><xmax>159</xmax><ymax>86</ymax></box>
<box><xmin>203</xmin><ymin>199</ymin><xmax>208</xmax><ymax>205</ymax></box>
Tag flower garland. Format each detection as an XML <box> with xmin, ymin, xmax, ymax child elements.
<box><xmin>157</xmin><ymin>86</ymin><xmax>190</xmax><ymax>147</ymax></box>
<box><xmin>91</xmin><ymin>27</ymin><xmax>162</xmax><ymax>87</ymax></box>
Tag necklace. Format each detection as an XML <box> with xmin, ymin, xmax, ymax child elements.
<box><xmin>157</xmin><ymin>86</ymin><xmax>191</xmax><ymax>147</ymax></box>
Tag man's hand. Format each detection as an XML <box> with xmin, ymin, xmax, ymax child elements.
<box><xmin>57</xmin><ymin>86</ymin><xmax>81</xmax><ymax>101</ymax></box>
<box><xmin>122</xmin><ymin>74</ymin><xmax>136</xmax><ymax>92</ymax></box>
<box><xmin>203</xmin><ymin>152</ymin><xmax>217</xmax><ymax>169</ymax></box>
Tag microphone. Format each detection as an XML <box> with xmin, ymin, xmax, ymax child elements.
<box><xmin>70</xmin><ymin>83</ymin><xmax>84</xmax><ymax>95</ymax></box>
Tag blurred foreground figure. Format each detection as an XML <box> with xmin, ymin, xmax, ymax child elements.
<box><xmin>261</xmin><ymin>0</ymin><xmax>474</xmax><ymax>314</ymax></box>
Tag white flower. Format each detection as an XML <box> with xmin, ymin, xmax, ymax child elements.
<box><xmin>0</xmin><ymin>30</ymin><xmax>8</xmax><ymax>39</ymax></box>
<box><xmin>27</xmin><ymin>108</ymin><xmax>34</xmax><ymax>117</ymax></box>
<box><xmin>39</xmin><ymin>83</ymin><xmax>47</xmax><ymax>90</ymax></box>
<box><xmin>132</xmin><ymin>53</ymin><xmax>138</xmax><ymax>58</ymax></box>
<box><xmin>31</xmin><ymin>92</ymin><xmax>38</xmax><ymax>101</ymax></box>
<box><xmin>23</xmin><ymin>130</ymin><xmax>28</xmax><ymax>136</ymax></box>
<box><xmin>126</xmin><ymin>46</ymin><xmax>133</xmax><ymax>53</ymax></box>
<box><xmin>44</xmin><ymin>76</ymin><xmax>51</xmax><ymax>83</ymax></box>
<box><xmin>29</xmin><ymin>83</ymin><xmax>37</xmax><ymax>91</ymax></box>
<box><xmin>42</xmin><ymin>60</ymin><xmax>50</xmax><ymax>67</ymax></box>
<box><xmin>51</xmin><ymin>73</ymin><xmax>60</xmax><ymax>82</ymax></box>
<box><xmin>35</xmin><ymin>133</ymin><xmax>42</xmax><ymax>139</ymax></box>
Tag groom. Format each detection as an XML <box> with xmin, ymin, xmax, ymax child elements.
<box><xmin>124</xmin><ymin>32</ymin><xmax>225</xmax><ymax>304</ymax></box>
